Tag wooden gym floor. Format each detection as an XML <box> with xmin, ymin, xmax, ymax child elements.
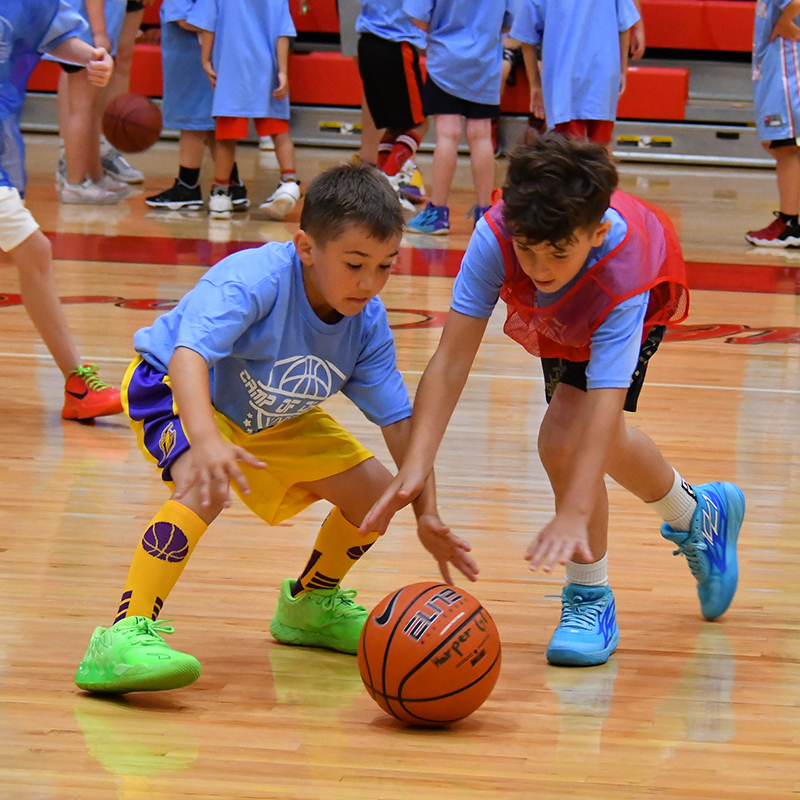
<box><xmin>1</xmin><ymin>135</ymin><xmax>800</xmax><ymax>799</ymax></box>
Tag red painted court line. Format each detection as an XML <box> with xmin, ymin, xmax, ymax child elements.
<box><xmin>45</xmin><ymin>231</ymin><xmax>800</xmax><ymax>294</ymax></box>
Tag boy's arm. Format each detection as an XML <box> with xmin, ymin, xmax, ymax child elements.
<box><xmin>526</xmin><ymin>387</ymin><xmax>626</xmax><ymax>571</ymax></box>
<box><xmin>273</xmin><ymin>35</ymin><xmax>290</xmax><ymax>100</ymax></box>
<box><xmin>168</xmin><ymin>347</ymin><xmax>265</xmax><ymax>508</ymax></box>
<box><xmin>411</xmin><ymin>18</ymin><xmax>430</xmax><ymax>32</ymax></box>
<box><xmin>630</xmin><ymin>0</ymin><xmax>645</xmax><ymax>59</ymax></box>
<box><xmin>772</xmin><ymin>0</ymin><xmax>800</xmax><ymax>41</ymax></box>
<box><xmin>361</xmin><ymin>309</ymin><xmax>489</xmax><ymax>535</ymax></box>
<box><xmin>619</xmin><ymin>27</ymin><xmax>631</xmax><ymax>94</ymax></box>
<box><xmin>47</xmin><ymin>38</ymin><xmax>113</xmax><ymax>86</ymax></box>
<box><xmin>200</xmin><ymin>31</ymin><xmax>217</xmax><ymax>87</ymax></box>
<box><xmin>84</xmin><ymin>0</ymin><xmax>110</xmax><ymax>52</ymax></box>
<box><xmin>521</xmin><ymin>42</ymin><xmax>545</xmax><ymax>118</ymax></box>
<box><xmin>381</xmin><ymin>418</ymin><xmax>478</xmax><ymax>584</ymax></box>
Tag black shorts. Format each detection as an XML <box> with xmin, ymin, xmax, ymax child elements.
<box><xmin>769</xmin><ymin>137</ymin><xmax>800</xmax><ymax>148</ymax></box>
<box><xmin>60</xmin><ymin>62</ymin><xmax>84</xmax><ymax>73</ymax></box>
<box><xmin>541</xmin><ymin>325</ymin><xmax>666</xmax><ymax>413</ymax></box>
<box><xmin>358</xmin><ymin>32</ymin><xmax>425</xmax><ymax>131</ymax></box>
<box><xmin>422</xmin><ymin>76</ymin><xmax>500</xmax><ymax>119</ymax></box>
<box><xmin>127</xmin><ymin>0</ymin><xmax>145</xmax><ymax>11</ymax></box>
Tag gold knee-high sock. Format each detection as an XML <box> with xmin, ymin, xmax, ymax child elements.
<box><xmin>293</xmin><ymin>507</ymin><xmax>379</xmax><ymax>595</ymax></box>
<box><xmin>115</xmin><ymin>500</ymin><xmax>208</xmax><ymax>623</ymax></box>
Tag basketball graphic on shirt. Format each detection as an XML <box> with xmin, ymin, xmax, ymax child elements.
<box><xmin>276</xmin><ymin>355</ymin><xmax>344</xmax><ymax>399</ymax></box>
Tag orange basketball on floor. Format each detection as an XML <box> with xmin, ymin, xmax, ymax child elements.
<box><xmin>102</xmin><ymin>93</ymin><xmax>162</xmax><ymax>153</ymax></box>
<box><xmin>358</xmin><ymin>582</ymin><xmax>501</xmax><ymax>726</ymax></box>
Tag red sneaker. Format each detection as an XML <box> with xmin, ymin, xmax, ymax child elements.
<box><xmin>62</xmin><ymin>364</ymin><xmax>123</xmax><ymax>420</ymax></box>
<box><xmin>745</xmin><ymin>213</ymin><xmax>800</xmax><ymax>247</ymax></box>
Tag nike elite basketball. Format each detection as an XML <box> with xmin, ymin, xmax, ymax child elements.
<box><xmin>358</xmin><ymin>582</ymin><xmax>502</xmax><ymax>726</ymax></box>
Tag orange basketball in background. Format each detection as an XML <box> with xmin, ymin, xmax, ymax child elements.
<box><xmin>102</xmin><ymin>93</ymin><xmax>162</xmax><ymax>153</ymax></box>
<box><xmin>358</xmin><ymin>582</ymin><xmax>502</xmax><ymax>726</ymax></box>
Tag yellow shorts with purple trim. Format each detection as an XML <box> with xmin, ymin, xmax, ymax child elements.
<box><xmin>121</xmin><ymin>356</ymin><xmax>373</xmax><ymax>525</ymax></box>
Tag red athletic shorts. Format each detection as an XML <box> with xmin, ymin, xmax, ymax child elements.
<box><xmin>215</xmin><ymin>117</ymin><xmax>290</xmax><ymax>140</ymax></box>
<box><xmin>553</xmin><ymin>119</ymin><xmax>615</xmax><ymax>145</ymax></box>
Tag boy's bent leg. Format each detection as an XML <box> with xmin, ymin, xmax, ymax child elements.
<box><xmin>270</xmin><ymin>458</ymin><xmax>392</xmax><ymax>654</ymax></box>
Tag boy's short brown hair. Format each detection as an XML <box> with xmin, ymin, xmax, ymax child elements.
<box><xmin>502</xmin><ymin>133</ymin><xmax>618</xmax><ymax>246</ymax></box>
<box><xmin>300</xmin><ymin>162</ymin><xmax>405</xmax><ymax>246</ymax></box>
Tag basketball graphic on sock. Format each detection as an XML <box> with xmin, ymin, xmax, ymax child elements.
<box><xmin>142</xmin><ymin>522</ymin><xmax>190</xmax><ymax>562</ymax></box>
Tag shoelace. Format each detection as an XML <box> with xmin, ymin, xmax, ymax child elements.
<box><xmin>316</xmin><ymin>588</ymin><xmax>365</xmax><ymax>619</ymax></box>
<box><xmin>671</xmin><ymin>535</ymin><xmax>709</xmax><ymax>580</ymax></box>
<box><xmin>70</xmin><ymin>363</ymin><xmax>111</xmax><ymax>391</ymax></box>
<box><xmin>560</xmin><ymin>596</ymin><xmax>602</xmax><ymax>631</ymax></box>
<box><xmin>120</xmin><ymin>618</ymin><xmax>177</xmax><ymax>645</ymax></box>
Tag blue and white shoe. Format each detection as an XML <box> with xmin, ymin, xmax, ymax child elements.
<box><xmin>661</xmin><ymin>482</ymin><xmax>745</xmax><ymax>621</ymax></box>
<box><xmin>405</xmin><ymin>202</ymin><xmax>450</xmax><ymax>235</ymax></box>
<box><xmin>546</xmin><ymin>585</ymin><xmax>619</xmax><ymax>667</ymax></box>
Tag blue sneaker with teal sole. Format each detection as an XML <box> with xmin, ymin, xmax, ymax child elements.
<box><xmin>405</xmin><ymin>202</ymin><xmax>450</xmax><ymax>234</ymax></box>
<box><xmin>546</xmin><ymin>584</ymin><xmax>619</xmax><ymax>667</ymax></box>
<box><xmin>661</xmin><ymin>482</ymin><xmax>745</xmax><ymax>620</ymax></box>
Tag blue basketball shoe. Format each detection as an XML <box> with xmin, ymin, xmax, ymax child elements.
<box><xmin>546</xmin><ymin>585</ymin><xmax>619</xmax><ymax>667</ymax></box>
<box><xmin>405</xmin><ymin>203</ymin><xmax>450</xmax><ymax>235</ymax></box>
<box><xmin>661</xmin><ymin>482</ymin><xmax>745</xmax><ymax>620</ymax></box>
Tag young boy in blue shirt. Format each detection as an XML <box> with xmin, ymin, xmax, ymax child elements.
<box><xmin>363</xmin><ymin>134</ymin><xmax>745</xmax><ymax>667</ymax></box>
<box><xmin>512</xmin><ymin>0</ymin><xmax>639</xmax><ymax>148</ymax></box>
<box><xmin>1</xmin><ymin>0</ymin><xmax>123</xmax><ymax>419</ymax></box>
<box><xmin>145</xmin><ymin>0</ymin><xmax>249</xmax><ymax>212</ymax></box>
<box><xmin>74</xmin><ymin>162</ymin><xmax>476</xmax><ymax>694</ymax></box>
<box><xmin>404</xmin><ymin>0</ymin><xmax>514</xmax><ymax>235</ymax></box>
<box><xmin>747</xmin><ymin>0</ymin><xmax>800</xmax><ymax>246</ymax></box>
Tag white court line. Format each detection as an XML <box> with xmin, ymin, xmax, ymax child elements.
<box><xmin>2</xmin><ymin>351</ymin><xmax>800</xmax><ymax>395</ymax></box>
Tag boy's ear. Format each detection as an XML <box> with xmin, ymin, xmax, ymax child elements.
<box><xmin>590</xmin><ymin>219</ymin><xmax>613</xmax><ymax>247</ymax></box>
<box><xmin>294</xmin><ymin>229</ymin><xmax>314</xmax><ymax>265</ymax></box>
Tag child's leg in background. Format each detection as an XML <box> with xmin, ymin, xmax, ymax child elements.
<box><xmin>58</xmin><ymin>69</ymin><xmax>103</xmax><ymax>185</ymax></box>
<box><xmin>769</xmin><ymin>142</ymin><xmax>800</xmax><ymax>216</ymax></box>
<box><xmin>258</xmin><ymin>122</ymin><xmax>301</xmax><ymax>220</ymax></box>
<box><xmin>359</xmin><ymin>93</ymin><xmax>384</xmax><ymax>165</ymax></box>
<box><xmin>272</xmin><ymin>131</ymin><xmax>297</xmax><ymax>181</ymax></box>
<box><xmin>465</xmin><ymin>117</ymin><xmax>494</xmax><ymax>213</ymax></box>
<box><xmin>209</xmin><ymin>119</ymin><xmax>238</xmax><ymax>217</ymax></box>
<box><xmin>429</xmin><ymin>114</ymin><xmax>462</xmax><ymax>207</ymax></box>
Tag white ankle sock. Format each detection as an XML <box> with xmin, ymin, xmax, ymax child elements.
<box><xmin>565</xmin><ymin>554</ymin><xmax>609</xmax><ymax>587</ymax></box>
<box><xmin>648</xmin><ymin>469</ymin><xmax>697</xmax><ymax>532</ymax></box>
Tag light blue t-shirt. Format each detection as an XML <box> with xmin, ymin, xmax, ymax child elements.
<box><xmin>55</xmin><ymin>0</ymin><xmax>126</xmax><ymax>55</ymax></box>
<box><xmin>403</xmin><ymin>0</ymin><xmax>513</xmax><ymax>106</ymax></box>
<box><xmin>511</xmin><ymin>0</ymin><xmax>640</xmax><ymax>125</ymax></box>
<box><xmin>451</xmin><ymin>209</ymin><xmax>650</xmax><ymax>390</ymax></box>
<box><xmin>161</xmin><ymin>0</ymin><xmax>197</xmax><ymax>24</ymax></box>
<box><xmin>0</xmin><ymin>0</ymin><xmax>87</xmax><ymax>192</ymax></box>
<box><xmin>752</xmin><ymin>0</ymin><xmax>800</xmax><ymax>141</ymax></box>
<box><xmin>356</xmin><ymin>0</ymin><xmax>427</xmax><ymax>49</ymax></box>
<box><xmin>134</xmin><ymin>241</ymin><xmax>412</xmax><ymax>433</ymax></box>
<box><xmin>187</xmin><ymin>0</ymin><xmax>296</xmax><ymax>119</ymax></box>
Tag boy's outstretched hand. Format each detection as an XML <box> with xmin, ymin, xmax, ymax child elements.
<box><xmin>525</xmin><ymin>513</ymin><xmax>593</xmax><ymax>573</ymax></box>
<box><xmin>173</xmin><ymin>435</ymin><xmax>266</xmax><ymax>509</ymax></box>
<box><xmin>359</xmin><ymin>466</ymin><xmax>427</xmax><ymax>536</ymax></box>
<box><xmin>416</xmin><ymin>513</ymin><xmax>479</xmax><ymax>585</ymax></box>
<box><xmin>86</xmin><ymin>47</ymin><xmax>113</xmax><ymax>87</ymax></box>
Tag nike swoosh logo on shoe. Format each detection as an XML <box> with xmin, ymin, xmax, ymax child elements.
<box><xmin>66</xmin><ymin>389</ymin><xmax>89</xmax><ymax>399</ymax></box>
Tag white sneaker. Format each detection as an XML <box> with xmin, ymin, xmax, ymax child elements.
<box><xmin>258</xmin><ymin>180</ymin><xmax>300</xmax><ymax>220</ymax></box>
<box><xmin>95</xmin><ymin>173</ymin><xmax>132</xmax><ymax>199</ymax></box>
<box><xmin>100</xmin><ymin>146</ymin><xmax>144</xmax><ymax>184</ymax></box>
<box><xmin>259</xmin><ymin>135</ymin><xmax>275</xmax><ymax>151</ymax></box>
<box><xmin>208</xmin><ymin>185</ymin><xmax>233</xmax><ymax>218</ymax></box>
<box><xmin>60</xmin><ymin>177</ymin><xmax>126</xmax><ymax>205</ymax></box>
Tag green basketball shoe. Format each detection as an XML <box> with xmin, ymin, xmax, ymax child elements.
<box><xmin>75</xmin><ymin>616</ymin><xmax>201</xmax><ymax>693</ymax></box>
<box><xmin>269</xmin><ymin>579</ymin><xmax>368</xmax><ymax>654</ymax></box>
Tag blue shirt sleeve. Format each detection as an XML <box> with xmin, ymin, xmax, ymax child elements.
<box><xmin>341</xmin><ymin>305</ymin><xmax>412</xmax><ymax>426</ymax></box>
<box><xmin>40</xmin><ymin>0</ymin><xmax>89</xmax><ymax>53</ymax></box>
<box><xmin>616</xmin><ymin>0</ymin><xmax>641</xmax><ymax>32</ymax></box>
<box><xmin>586</xmin><ymin>291</ymin><xmax>650</xmax><ymax>390</ymax></box>
<box><xmin>450</xmin><ymin>219</ymin><xmax>506</xmax><ymax>319</ymax></box>
<box><xmin>278</xmin><ymin>0</ymin><xmax>297</xmax><ymax>37</ymax></box>
<box><xmin>510</xmin><ymin>0</ymin><xmax>544</xmax><ymax>45</ymax></box>
<box><xmin>186</xmin><ymin>0</ymin><xmax>218</xmax><ymax>33</ymax></box>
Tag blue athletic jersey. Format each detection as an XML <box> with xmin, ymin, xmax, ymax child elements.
<box><xmin>451</xmin><ymin>209</ymin><xmax>650</xmax><ymax>389</ymax></box>
<box><xmin>0</xmin><ymin>0</ymin><xmax>87</xmax><ymax>191</ymax></box>
<box><xmin>356</xmin><ymin>0</ymin><xmax>426</xmax><ymax>49</ymax></box>
<box><xmin>160</xmin><ymin>21</ymin><xmax>214</xmax><ymax>130</ymax></box>
<box><xmin>403</xmin><ymin>0</ymin><xmax>513</xmax><ymax>106</ymax></box>
<box><xmin>187</xmin><ymin>0</ymin><xmax>297</xmax><ymax>119</ymax></box>
<box><xmin>53</xmin><ymin>0</ymin><xmax>126</xmax><ymax>56</ymax></box>
<box><xmin>753</xmin><ymin>0</ymin><xmax>800</xmax><ymax>141</ymax></box>
<box><xmin>134</xmin><ymin>241</ymin><xmax>412</xmax><ymax>433</ymax></box>
<box><xmin>511</xmin><ymin>0</ymin><xmax>640</xmax><ymax>125</ymax></box>
<box><xmin>161</xmin><ymin>0</ymin><xmax>196</xmax><ymax>24</ymax></box>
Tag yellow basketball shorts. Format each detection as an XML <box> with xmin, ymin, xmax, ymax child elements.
<box><xmin>122</xmin><ymin>356</ymin><xmax>374</xmax><ymax>525</ymax></box>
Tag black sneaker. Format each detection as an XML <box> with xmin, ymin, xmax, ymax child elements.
<box><xmin>145</xmin><ymin>179</ymin><xmax>203</xmax><ymax>210</ymax></box>
<box><xmin>231</xmin><ymin>181</ymin><xmax>250</xmax><ymax>212</ymax></box>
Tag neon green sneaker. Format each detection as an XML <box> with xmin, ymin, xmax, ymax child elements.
<box><xmin>269</xmin><ymin>578</ymin><xmax>368</xmax><ymax>654</ymax></box>
<box><xmin>75</xmin><ymin>617</ymin><xmax>201</xmax><ymax>693</ymax></box>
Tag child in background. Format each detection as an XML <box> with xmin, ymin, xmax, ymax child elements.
<box><xmin>404</xmin><ymin>0</ymin><xmax>513</xmax><ymax>235</ymax></box>
<box><xmin>363</xmin><ymin>135</ymin><xmax>745</xmax><ymax>668</ymax></box>
<box><xmin>746</xmin><ymin>0</ymin><xmax>800</xmax><ymax>247</ymax></box>
<box><xmin>145</xmin><ymin>0</ymin><xmax>249</xmax><ymax>212</ymax></box>
<box><xmin>73</xmin><ymin>163</ymin><xmax>474</xmax><ymax>694</ymax></box>
<box><xmin>512</xmin><ymin>0</ymin><xmax>639</xmax><ymax>149</ymax></box>
<box><xmin>189</xmin><ymin>0</ymin><xmax>300</xmax><ymax>220</ymax></box>
<box><xmin>1</xmin><ymin>0</ymin><xmax>123</xmax><ymax>419</ymax></box>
